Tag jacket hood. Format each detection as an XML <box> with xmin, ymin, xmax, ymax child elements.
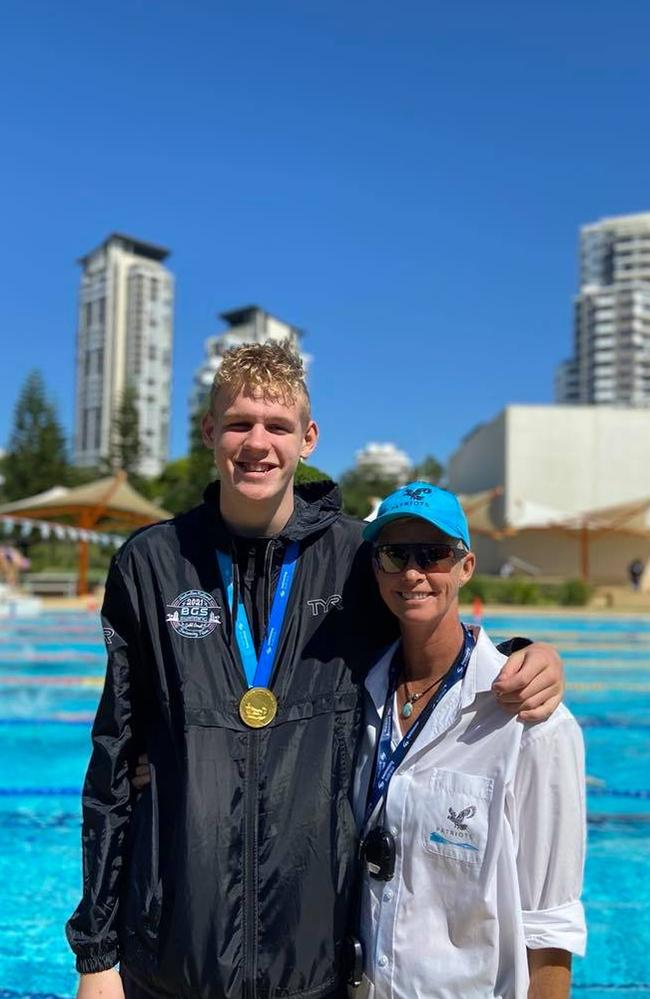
<box><xmin>200</xmin><ymin>478</ymin><xmax>342</xmax><ymax>546</ymax></box>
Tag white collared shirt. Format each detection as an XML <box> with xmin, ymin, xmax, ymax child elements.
<box><xmin>353</xmin><ymin>626</ymin><xmax>586</xmax><ymax>999</ymax></box>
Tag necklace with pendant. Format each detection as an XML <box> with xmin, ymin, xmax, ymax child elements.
<box><xmin>401</xmin><ymin>674</ymin><xmax>444</xmax><ymax>718</ymax></box>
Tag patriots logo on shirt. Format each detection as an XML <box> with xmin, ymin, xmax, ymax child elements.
<box><xmin>447</xmin><ymin>805</ymin><xmax>476</xmax><ymax>831</ymax></box>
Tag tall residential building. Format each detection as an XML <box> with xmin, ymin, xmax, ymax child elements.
<box><xmin>190</xmin><ymin>306</ymin><xmax>310</xmax><ymax>415</ymax></box>
<box><xmin>74</xmin><ymin>233</ymin><xmax>174</xmax><ymax>478</ymax></box>
<box><xmin>556</xmin><ymin>212</ymin><xmax>650</xmax><ymax>406</ymax></box>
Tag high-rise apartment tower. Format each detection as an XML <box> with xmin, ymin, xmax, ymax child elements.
<box><xmin>74</xmin><ymin>233</ymin><xmax>174</xmax><ymax>477</ymax></box>
<box><xmin>556</xmin><ymin>212</ymin><xmax>650</xmax><ymax>406</ymax></box>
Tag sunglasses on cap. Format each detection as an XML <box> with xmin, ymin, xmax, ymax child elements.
<box><xmin>372</xmin><ymin>542</ymin><xmax>468</xmax><ymax>574</ymax></box>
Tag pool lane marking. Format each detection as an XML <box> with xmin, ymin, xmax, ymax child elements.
<box><xmin>567</xmin><ymin>681</ymin><xmax>650</xmax><ymax>691</ymax></box>
<box><xmin>10</xmin><ymin>675</ymin><xmax>649</xmax><ymax>693</ymax></box>
<box><xmin>0</xmin><ymin>714</ymin><xmax>96</xmax><ymax>724</ymax></box>
<box><xmin>0</xmin><ymin>675</ymin><xmax>102</xmax><ymax>687</ymax></box>
<box><xmin>0</xmin><ymin>787</ymin><xmax>80</xmax><ymax>796</ymax></box>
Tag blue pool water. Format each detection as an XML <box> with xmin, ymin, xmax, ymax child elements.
<box><xmin>0</xmin><ymin>611</ymin><xmax>649</xmax><ymax>998</ymax></box>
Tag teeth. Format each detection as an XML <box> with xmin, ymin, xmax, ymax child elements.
<box><xmin>239</xmin><ymin>464</ymin><xmax>271</xmax><ymax>472</ymax></box>
<box><xmin>398</xmin><ymin>592</ymin><xmax>432</xmax><ymax>600</ymax></box>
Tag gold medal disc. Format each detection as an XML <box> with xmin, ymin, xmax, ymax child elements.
<box><xmin>239</xmin><ymin>687</ymin><xmax>278</xmax><ymax>729</ymax></box>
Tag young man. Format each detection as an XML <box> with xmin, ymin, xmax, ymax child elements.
<box><xmin>354</xmin><ymin>485</ymin><xmax>586</xmax><ymax>998</ymax></box>
<box><xmin>67</xmin><ymin>342</ymin><xmax>564</xmax><ymax>999</ymax></box>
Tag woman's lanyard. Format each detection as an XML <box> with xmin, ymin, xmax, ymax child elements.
<box><xmin>363</xmin><ymin>624</ymin><xmax>476</xmax><ymax>835</ymax></box>
<box><xmin>216</xmin><ymin>541</ymin><xmax>300</xmax><ymax>689</ymax></box>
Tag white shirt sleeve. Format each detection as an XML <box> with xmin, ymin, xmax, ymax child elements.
<box><xmin>513</xmin><ymin>706</ymin><xmax>587</xmax><ymax>956</ymax></box>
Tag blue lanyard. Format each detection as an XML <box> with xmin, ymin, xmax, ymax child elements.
<box><xmin>363</xmin><ymin>625</ymin><xmax>475</xmax><ymax>832</ymax></box>
<box><xmin>216</xmin><ymin>541</ymin><xmax>300</xmax><ymax>688</ymax></box>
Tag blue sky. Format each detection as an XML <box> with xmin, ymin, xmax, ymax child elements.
<box><xmin>2</xmin><ymin>0</ymin><xmax>650</xmax><ymax>478</ymax></box>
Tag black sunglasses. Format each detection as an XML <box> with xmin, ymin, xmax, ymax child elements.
<box><xmin>372</xmin><ymin>542</ymin><xmax>467</xmax><ymax>574</ymax></box>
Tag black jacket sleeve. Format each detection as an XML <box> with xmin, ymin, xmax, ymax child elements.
<box><xmin>65</xmin><ymin>556</ymin><xmax>142</xmax><ymax>973</ymax></box>
<box><xmin>495</xmin><ymin>636</ymin><xmax>532</xmax><ymax>656</ymax></box>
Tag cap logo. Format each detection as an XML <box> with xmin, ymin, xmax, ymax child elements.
<box><xmin>403</xmin><ymin>487</ymin><xmax>432</xmax><ymax>501</ymax></box>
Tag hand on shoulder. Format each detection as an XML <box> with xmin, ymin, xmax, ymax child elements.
<box><xmin>492</xmin><ymin>641</ymin><xmax>564</xmax><ymax>722</ymax></box>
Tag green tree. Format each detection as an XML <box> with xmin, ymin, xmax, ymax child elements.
<box><xmin>108</xmin><ymin>383</ymin><xmax>143</xmax><ymax>479</ymax></box>
<box><xmin>187</xmin><ymin>406</ymin><xmax>217</xmax><ymax>490</ymax></box>
<box><xmin>413</xmin><ymin>454</ymin><xmax>444</xmax><ymax>485</ymax></box>
<box><xmin>145</xmin><ymin>410</ymin><xmax>215</xmax><ymax>515</ymax></box>
<box><xmin>2</xmin><ymin>371</ymin><xmax>69</xmax><ymax>501</ymax></box>
<box><xmin>339</xmin><ymin>466</ymin><xmax>403</xmax><ymax>519</ymax></box>
<box><xmin>294</xmin><ymin>460</ymin><xmax>331</xmax><ymax>485</ymax></box>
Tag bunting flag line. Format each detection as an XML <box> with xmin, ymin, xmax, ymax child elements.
<box><xmin>0</xmin><ymin>515</ymin><xmax>124</xmax><ymax>549</ymax></box>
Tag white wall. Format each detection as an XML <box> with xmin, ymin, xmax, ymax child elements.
<box><xmin>449</xmin><ymin>405</ymin><xmax>650</xmax><ymax>582</ymax></box>
<box><xmin>447</xmin><ymin>412</ymin><xmax>506</xmax><ymax>496</ymax></box>
<box><xmin>505</xmin><ymin>406</ymin><xmax>650</xmax><ymax>520</ymax></box>
<box><xmin>449</xmin><ymin>405</ymin><xmax>650</xmax><ymax>519</ymax></box>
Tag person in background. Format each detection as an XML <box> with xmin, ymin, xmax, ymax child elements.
<box><xmin>67</xmin><ymin>342</ymin><xmax>566</xmax><ymax>999</ymax></box>
<box><xmin>353</xmin><ymin>483</ymin><xmax>586</xmax><ymax>999</ymax></box>
<box><xmin>0</xmin><ymin>545</ymin><xmax>30</xmax><ymax>589</ymax></box>
<box><xmin>628</xmin><ymin>557</ymin><xmax>645</xmax><ymax>591</ymax></box>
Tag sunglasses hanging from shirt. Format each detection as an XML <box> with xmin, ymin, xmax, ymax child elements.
<box><xmin>217</xmin><ymin>541</ymin><xmax>299</xmax><ymax>728</ymax></box>
<box><xmin>361</xmin><ymin>625</ymin><xmax>476</xmax><ymax>880</ymax></box>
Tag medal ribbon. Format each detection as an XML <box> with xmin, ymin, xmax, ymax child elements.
<box><xmin>216</xmin><ymin>541</ymin><xmax>300</xmax><ymax>688</ymax></box>
<box><xmin>363</xmin><ymin>625</ymin><xmax>476</xmax><ymax>832</ymax></box>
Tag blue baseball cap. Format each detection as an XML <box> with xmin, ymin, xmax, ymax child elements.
<box><xmin>363</xmin><ymin>481</ymin><xmax>471</xmax><ymax>549</ymax></box>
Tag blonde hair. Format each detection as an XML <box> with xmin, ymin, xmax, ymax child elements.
<box><xmin>210</xmin><ymin>340</ymin><xmax>311</xmax><ymax>419</ymax></box>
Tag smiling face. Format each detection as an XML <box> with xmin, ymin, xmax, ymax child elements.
<box><xmin>202</xmin><ymin>386</ymin><xmax>318</xmax><ymax>526</ymax></box>
<box><xmin>373</xmin><ymin>518</ymin><xmax>475</xmax><ymax>630</ymax></box>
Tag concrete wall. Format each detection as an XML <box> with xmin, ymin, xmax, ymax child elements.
<box><xmin>449</xmin><ymin>405</ymin><xmax>650</xmax><ymax>518</ymax></box>
<box><xmin>447</xmin><ymin>411</ymin><xmax>506</xmax><ymax>496</ymax></box>
<box><xmin>449</xmin><ymin>405</ymin><xmax>650</xmax><ymax>583</ymax></box>
<box><xmin>505</xmin><ymin>406</ymin><xmax>650</xmax><ymax>520</ymax></box>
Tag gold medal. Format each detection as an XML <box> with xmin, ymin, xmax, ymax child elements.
<box><xmin>239</xmin><ymin>687</ymin><xmax>278</xmax><ymax>728</ymax></box>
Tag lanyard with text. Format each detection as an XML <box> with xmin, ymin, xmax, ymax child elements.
<box><xmin>363</xmin><ymin>625</ymin><xmax>475</xmax><ymax>833</ymax></box>
<box><xmin>216</xmin><ymin>541</ymin><xmax>300</xmax><ymax>728</ymax></box>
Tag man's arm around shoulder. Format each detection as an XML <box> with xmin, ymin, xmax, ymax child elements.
<box><xmin>77</xmin><ymin>969</ymin><xmax>124</xmax><ymax>999</ymax></box>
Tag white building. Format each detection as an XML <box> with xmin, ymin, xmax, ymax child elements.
<box><xmin>556</xmin><ymin>212</ymin><xmax>650</xmax><ymax>407</ymax></box>
<box><xmin>190</xmin><ymin>306</ymin><xmax>310</xmax><ymax>416</ymax></box>
<box><xmin>74</xmin><ymin>233</ymin><xmax>174</xmax><ymax>478</ymax></box>
<box><xmin>355</xmin><ymin>442</ymin><xmax>412</xmax><ymax>482</ymax></box>
<box><xmin>448</xmin><ymin>405</ymin><xmax>650</xmax><ymax>580</ymax></box>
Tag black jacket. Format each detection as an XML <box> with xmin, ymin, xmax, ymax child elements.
<box><xmin>66</xmin><ymin>481</ymin><xmax>394</xmax><ymax>999</ymax></box>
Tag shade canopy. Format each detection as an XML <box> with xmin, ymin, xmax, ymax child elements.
<box><xmin>0</xmin><ymin>474</ymin><xmax>170</xmax><ymax>526</ymax></box>
<box><xmin>499</xmin><ymin>494</ymin><xmax>650</xmax><ymax>580</ymax></box>
<box><xmin>0</xmin><ymin>472</ymin><xmax>171</xmax><ymax>594</ymax></box>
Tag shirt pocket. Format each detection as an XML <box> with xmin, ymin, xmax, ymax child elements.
<box><xmin>420</xmin><ymin>767</ymin><xmax>494</xmax><ymax>868</ymax></box>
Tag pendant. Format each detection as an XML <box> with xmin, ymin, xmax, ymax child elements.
<box><xmin>239</xmin><ymin>687</ymin><xmax>278</xmax><ymax>728</ymax></box>
<box><xmin>401</xmin><ymin>701</ymin><xmax>413</xmax><ymax>719</ymax></box>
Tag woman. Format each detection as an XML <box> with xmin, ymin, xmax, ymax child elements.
<box><xmin>353</xmin><ymin>482</ymin><xmax>586</xmax><ymax>999</ymax></box>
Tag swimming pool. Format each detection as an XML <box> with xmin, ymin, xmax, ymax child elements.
<box><xmin>0</xmin><ymin>611</ymin><xmax>648</xmax><ymax>998</ymax></box>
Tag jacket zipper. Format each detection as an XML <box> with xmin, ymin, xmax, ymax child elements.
<box><xmin>243</xmin><ymin>730</ymin><xmax>260</xmax><ymax>998</ymax></box>
<box><xmin>243</xmin><ymin>538</ymin><xmax>285</xmax><ymax>997</ymax></box>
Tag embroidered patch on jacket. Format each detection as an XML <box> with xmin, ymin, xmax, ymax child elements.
<box><xmin>166</xmin><ymin>590</ymin><xmax>221</xmax><ymax>639</ymax></box>
<box><xmin>102</xmin><ymin>626</ymin><xmax>115</xmax><ymax>645</ymax></box>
